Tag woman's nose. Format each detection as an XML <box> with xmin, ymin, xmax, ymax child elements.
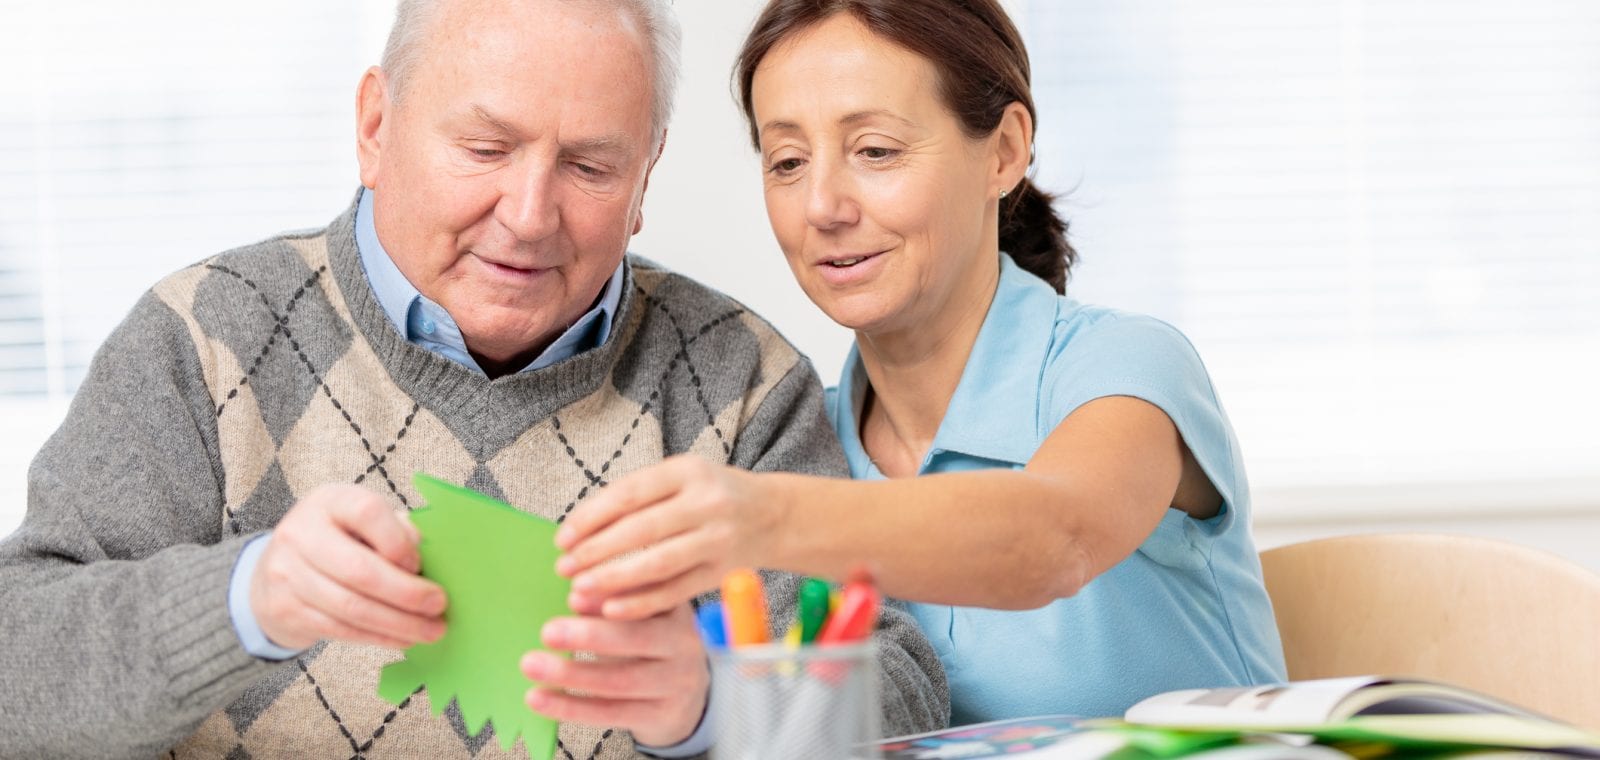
<box><xmin>804</xmin><ymin>161</ymin><xmax>860</xmax><ymax>231</ymax></box>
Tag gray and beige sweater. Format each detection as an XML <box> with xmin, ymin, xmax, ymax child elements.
<box><xmin>0</xmin><ymin>199</ymin><xmax>948</xmax><ymax>759</ymax></box>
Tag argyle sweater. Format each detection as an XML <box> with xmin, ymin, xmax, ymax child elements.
<box><xmin>0</xmin><ymin>198</ymin><xmax>949</xmax><ymax>759</ymax></box>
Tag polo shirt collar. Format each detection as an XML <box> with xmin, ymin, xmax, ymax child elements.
<box><xmin>837</xmin><ymin>254</ymin><xmax>1059</xmax><ymax>470</ymax></box>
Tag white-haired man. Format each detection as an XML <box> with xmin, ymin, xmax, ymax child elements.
<box><xmin>0</xmin><ymin>1</ymin><xmax>948</xmax><ymax>757</ymax></box>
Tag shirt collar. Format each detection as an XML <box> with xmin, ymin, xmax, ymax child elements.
<box><xmin>353</xmin><ymin>187</ymin><xmax>624</xmax><ymax>375</ymax></box>
<box><xmin>837</xmin><ymin>255</ymin><xmax>1059</xmax><ymax>469</ymax></box>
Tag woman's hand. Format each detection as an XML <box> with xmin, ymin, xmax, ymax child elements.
<box><xmin>554</xmin><ymin>454</ymin><xmax>784</xmax><ymax>620</ymax></box>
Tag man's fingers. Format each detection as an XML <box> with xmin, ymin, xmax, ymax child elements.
<box><xmin>295</xmin><ymin>566</ymin><xmax>444</xmax><ymax>646</ymax></box>
<box><xmin>521</xmin><ymin>654</ymin><xmax>680</xmax><ymax>701</ymax></box>
<box><xmin>330</xmin><ymin>494</ymin><xmax>421</xmax><ymax>574</ymax></box>
<box><xmin>540</xmin><ymin>612</ymin><xmax>685</xmax><ymax>660</ymax></box>
<box><xmin>555</xmin><ymin>457</ymin><xmax>696</xmax><ymax>552</ymax></box>
<box><xmin>292</xmin><ymin>604</ymin><xmax>414</xmax><ymax>651</ymax></box>
<box><xmin>300</xmin><ymin>525</ymin><xmax>445</xmax><ymax>617</ymax></box>
<box><xmin>524</xmin><ymin>688</ymin><xmax>660</xmax><ymax>729</ymax></box>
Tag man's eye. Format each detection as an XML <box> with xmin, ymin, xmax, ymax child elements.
<box><xmin>771</xmin><ymin>158</ymin><xmax>804</xmax><ymax>174</ymax></box>
<box><xmin>469</xmin><ymin>148</ymin><xmax>505</xmax><ymax>159</ymax></box>
<box><xmin>572</xmin><ymin>162</ymin><xmax>606</xmax><ymax>177</ymax></box>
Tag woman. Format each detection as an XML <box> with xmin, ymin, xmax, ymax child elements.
<box><xmin>555</xmin><ymin>0</ymin><xmax>1286</xmax><ymax>722</ymax></box>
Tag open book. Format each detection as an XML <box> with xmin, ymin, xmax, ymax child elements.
<box><xmin>870</xmin><ymin>676</ymin><xmax>1600</xmax><ymax>759</ymax></box>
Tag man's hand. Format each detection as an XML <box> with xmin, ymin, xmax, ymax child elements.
<box><xmin>554</xmin><ymin>454</ymin><xmax>782</xmax><ymax>621</ymax></box>
<box><xmin>520</xmin><ymin>597</ymin><xmax>709</xmax><ymax>748</ymax></box>
<box><xmin>250</xmin><ymin>484</ymin><xmax>447</xmax><ymax>651</ymax></box>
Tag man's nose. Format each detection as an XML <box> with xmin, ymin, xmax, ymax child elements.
<box><xmin>496</xmin><ymin>158</ymin><xmax>561</xmax><ymax>242</ymax></box>
<box><xmin>804</xmin><ymin>160</ymin><xmax>860</xmax><ymax>231</ymax></box>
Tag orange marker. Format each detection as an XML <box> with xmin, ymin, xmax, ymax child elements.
<box><xmin>720</xmin><ymin>569</ymin><xmax>770</xmax><ymax>646</ymax></box>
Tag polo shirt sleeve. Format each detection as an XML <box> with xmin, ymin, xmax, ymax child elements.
<box><xmin>1039</xmin><ymin>311</ymin><xmax>1246</xmax><ymax>561</ymax></box>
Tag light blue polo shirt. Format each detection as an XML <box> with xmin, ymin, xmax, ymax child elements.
<box><xmin>826</xmin><ymin>255</ymin><xmax>1287</xmax><ymax>724</ymax></box>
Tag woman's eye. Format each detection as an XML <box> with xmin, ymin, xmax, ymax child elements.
<box><xmin>860</xmin><ymin>147</ymin><xmax>896</xmax><ymax>160</ymax></box>
<box><xmin>771</xmin><ymin>158</ymin><xmax>805</xmax><ymax>174</ymax></box>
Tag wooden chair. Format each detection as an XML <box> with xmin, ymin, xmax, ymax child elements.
<box><xmin>1259</xmin><ymin>532</ymin><xmax>1600</xmax><ymax>730</ymax></box>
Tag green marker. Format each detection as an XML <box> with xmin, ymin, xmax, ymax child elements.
<box><xmin>798</xmin><ymin>577</ymin><xmax>831</xmax><ymax>643</ymax></box>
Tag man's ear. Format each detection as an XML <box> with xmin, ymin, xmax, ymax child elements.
<box><xmin>355</xmin><ymin>66</ymin><xmax>390</xmax><ymax>189</ymax></box>
<box><xmin>632</xmin><ymin>129</ymin><xmax>669</xmax><ymax>235</ymax></box>
<box><xmin>992</xmin><ymin>102</ymin><xmax>1033</xmax><ymax>199</ymax></box>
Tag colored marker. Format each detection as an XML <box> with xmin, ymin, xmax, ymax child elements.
<box><xmin>695</xmin><ymin>602</ymin><xmax>727</xmax><ymax>650</ymax></box>
<box><xmin>797</xmin><ymin>577</ymin><xmax>831</xmax><ymax>643</ymax></box>
<box><xmin>817</xmin><ymin>574</ymin><xmax>880</xmax><ymax>644</ymax></box>
<box><xmin>720</xmin><ymin>568</ymin><xmax>770</xmax><ymax>646</ymax></box>
<box><xmin>783</xmin><ymin>620</ymin><xmax>803</xmax><ymax>650</ymax></box>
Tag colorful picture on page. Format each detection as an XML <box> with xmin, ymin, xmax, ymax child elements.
<box><xmin>876</xmin><ymin>715</ymin><xmax>1090</xmax><ymax>759</ymax></box>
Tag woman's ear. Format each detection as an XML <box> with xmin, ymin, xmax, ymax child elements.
<box><xmin>992</xmin><ymin>101</ymin><xmax>1034</xmax><ymax>199</ymax></box>
<box><xmin>355</xmin><ymin>66</ymin><xmax>389</xmax><ymax>189</ymax></box>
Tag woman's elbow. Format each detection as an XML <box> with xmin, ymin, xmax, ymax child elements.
<box><xmin>998</xmin><ymin>540</ymin><xmax>1096</xmax><ymax>610</ymax></box>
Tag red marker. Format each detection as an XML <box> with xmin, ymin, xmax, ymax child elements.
<box><xmin>817</xmin><ymin>570</ymin><xmax>879</xmax><ymax>644</ymax></box>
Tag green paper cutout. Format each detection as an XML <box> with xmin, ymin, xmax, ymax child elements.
<box><xmin>378</xmin><ymin>473</ymin><xmax>573</xmax><ymax>760</ymax></box>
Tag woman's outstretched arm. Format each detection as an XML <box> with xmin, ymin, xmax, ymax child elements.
<box><xmin>555</xmin><ymin>394</ymin><xmax>1216</xmax><ymax>619</ymax></box>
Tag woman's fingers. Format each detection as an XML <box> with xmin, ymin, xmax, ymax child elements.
<box><xmin>555</xmin><ymin>456</ymin><xmax>701</xmax><ymax>553</ymax></box>
<box><xmin>598</xmin><ymin>564</ymin><xmax>725</xmax><ymax>622</ymax></box>
<box><xmin>568</xmin><ymin>525</ymin><xmax>727</xmax><ymax>618</ymax></box>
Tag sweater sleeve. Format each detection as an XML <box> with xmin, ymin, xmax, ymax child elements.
<box><xmin>0</xmin><ymin>290</ymin><xmax>277</xmax><ymax>758</ymax></box>
<box><xmin>728</xmin><ymin>357</ymin><xmax>951</xmax><ymax>738</ymax></box>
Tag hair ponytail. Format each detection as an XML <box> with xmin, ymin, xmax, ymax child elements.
<box><xmin>999</xmin><ymin>178</ymin><xmax>1074</xmax><ymax>294</ymax></box>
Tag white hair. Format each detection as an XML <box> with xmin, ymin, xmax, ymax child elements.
<box><xmin>380</xmin><ymin>0</ymin><xmax>681</xmax><ymax>141</ymax></box>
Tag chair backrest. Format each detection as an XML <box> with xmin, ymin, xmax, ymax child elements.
<box><xmin>1259</xmin><ymin>532</ymin><xmax>1600</xmax><ymax>730</ymax></box>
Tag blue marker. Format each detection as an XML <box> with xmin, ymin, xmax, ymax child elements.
<box><xmin>695</xmin><ymin>602</ymin><xmax>727</xmax><ymax>650</ymax></box>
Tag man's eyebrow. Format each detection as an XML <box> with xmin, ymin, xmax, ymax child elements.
<box><xmin>468</xmin><ymin>104</ymin><xmax>520</xmax><ymax>137</ymax></box>
<box><xmin>564</xmin><ymin>134</ymin><xmax>633</xmax><ymax>160</ymax></box>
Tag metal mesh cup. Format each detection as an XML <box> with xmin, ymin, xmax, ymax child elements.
<box><xmin>708</xmin><ymin>641</ymin><xmax>882</xmax><ymax>760</ymax></box>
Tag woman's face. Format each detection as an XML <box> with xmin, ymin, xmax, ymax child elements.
<box><xmin>750</xmin><ymin>14</ymin><xmax>1006</xmax><ymax>336</ymax></box>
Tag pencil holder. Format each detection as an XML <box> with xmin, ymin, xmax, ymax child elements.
<box><xmin>708</xmin><ymin>641</ymin><xmax>881</xmax><ymax>760</ymax></box>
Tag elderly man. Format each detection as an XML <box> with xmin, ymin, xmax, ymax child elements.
<box><xmin>0</xmin><ymin>0</ymin><xmax>947</xmax><ymax>757</ymax></box>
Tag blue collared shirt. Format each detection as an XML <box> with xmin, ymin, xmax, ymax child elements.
<box><xmin>225</xmin><ymin>192</ymin><xmax>709</xmax><ymax>756</ymax></box>
<box><xmin>827</xmin><ymin>255</ymin><xmax>1287</xmax><ymax>723</ymax></box>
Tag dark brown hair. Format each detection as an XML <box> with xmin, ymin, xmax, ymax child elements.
<box><xmin>735</xmin><ymin>0</ymin><xmax>1076</xmax><ymax>292</ymax></box>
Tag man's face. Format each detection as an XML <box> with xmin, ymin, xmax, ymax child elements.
<box><xmin>357</xmin><ymin>0</ymin><xmax>660</xmax><ymax>371</ymax></box>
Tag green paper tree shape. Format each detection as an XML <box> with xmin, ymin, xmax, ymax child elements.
<box><xmin>378</xmin><ymin>473</ymin><xmax>573</xmax><ymax>760</ymax></box>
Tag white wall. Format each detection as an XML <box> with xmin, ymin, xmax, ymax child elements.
<box><xmin>630</xmin><ymin>1</ymin><xmax>855</xmax><ymax>382</ymax></box>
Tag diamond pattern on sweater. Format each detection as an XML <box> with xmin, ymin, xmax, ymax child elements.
<box><xmin>462</xmin><ymin>462</ymin><xmax>507</xmax><ymax>505</ymax></box>
<box><xmin>225</xmin><ymin>654</ymin><xmax>312</xmax><ymax>735</ymax></box>
<box><xmin>197</xmin><ymin>263</ymin><xmax>349</xmax><ymax>448</ymax></box>
<box><xmin>205</xmin><ymin>333</ymin><xmax>278</xmax><ymax>520</ymax></box>
<box><xmin>225</xmin><ymin>460</ymin><xmax>296</xmax><ymax>536</ymax></box>
<box><xmin>486</xmin><ymin>387</ymin><xmax>663</xmax><ymax>526</ymax></box>
<box><xmin>443</xmin><ymin>699</ymin><xmax>497</xmax><ymax>756</ymax></box>
<box><xmin>638</xmin><ymin>295</ymin><xmax>752</xmax><ymax>459</ymax></box>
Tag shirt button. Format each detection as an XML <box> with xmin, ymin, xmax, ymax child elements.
<box><xmin>418</xmin><ymin>318</ymin><xmax>436</xmax><ymax>335</ymax></box>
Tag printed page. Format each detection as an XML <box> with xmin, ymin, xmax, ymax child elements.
<box><xmin>1124</xmin><ymin>677</ymin><xmax>1388</xmax><ymax>729</ymax></box>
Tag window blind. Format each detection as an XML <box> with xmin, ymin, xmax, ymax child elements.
<box><xmin>1024</xmin><ymin>0</ymin><xmax>1600</xmax><ymax>515</ymax></box>
<box><xmin>0</xmin><ymin>1</ymin><xmax>386</xmax><ymax>534</ymax></box>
